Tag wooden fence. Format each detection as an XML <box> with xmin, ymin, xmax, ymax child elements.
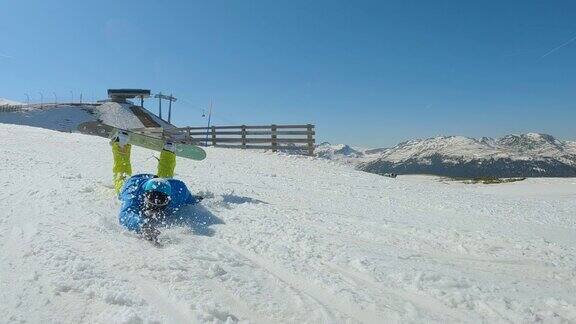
<box><xmin>135</xmin><ymin>124</ymin><xmax>316</xmax><ymax>156</ymax></box>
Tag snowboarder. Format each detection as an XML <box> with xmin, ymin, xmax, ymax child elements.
<box><xmin>111</xmin><ymin>132</ymin><xmax>201</xmax><ymax>242</ymax></box>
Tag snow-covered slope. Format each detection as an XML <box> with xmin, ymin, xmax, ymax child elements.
<box><xmin>1</xmin><ymin>123</ymin><xmax>575</xmax><ymax>323</ymax></box>
<box><xmin>0</xmin><ymin>102</ymin><xmax>173</xmax><ymax>132</ymax></box>
<box><xmin>360</xmin><ymin>133</ymin><xmax>576</xmax><ymax>177</ymax></box>
<box><xmin>0</xmin><ymin>98</ymin><xmax>22</xmax><ymax>106</ymax></box>
<box><xmin>0</xmin><ymin>104</ymin><xmax>96</xmax><ymax>132</ymax></box>
<box><xmin>96</xmin><ymin>102</ymin><xmax>173</xmax><ymax>130</ymax></box>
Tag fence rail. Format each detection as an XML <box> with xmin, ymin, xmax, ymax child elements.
<box><xmin>135</xmin><ymin>124</ymin><xmax>316</xmax><ymax>156</ymax></box>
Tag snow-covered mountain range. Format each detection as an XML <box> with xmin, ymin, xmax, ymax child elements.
<box><xmin>319</xmin><ymin>133</ymin><xmax>576</xmax><ymax>177</ymax></box>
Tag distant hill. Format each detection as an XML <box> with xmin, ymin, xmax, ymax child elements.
<box><xmin>358</xmin><ymin>133</ymin><xmax>576</xmax><ymax>178</ymax></box>
<box><xmin>0</xmin><ymin>100</ymin><xmax>173</xmax><ymax>133</ymax></box>
<box><xmin>316</xmin><ymin>142</ymin><xmax>362</xmax><ymax>158</ymax></box>
<box><xmin>0</xmin><ymin>98</ymin><xmax>23</xmax><ymax>106</ymax></box>
<box><xmin>314</xmin><ymin>142</ymin><xmax>379</xmax><ymax>165</ymax></box>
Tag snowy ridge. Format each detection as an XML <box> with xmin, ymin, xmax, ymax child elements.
<box><xmin>0</xmin><ymin>101</ymin><xmax>173</xmax><ymax>132</ymax></box>
<box><xmin>357</xmin><ymin>133</ymin><xmax>576</xmax><ymax>177</ymax></box>
<box><xmin>96</xmin><ymin>102</ymin><xmax>173</xmax><ymax>129</ymax></box>
<box><xmin>315</xmin><ymin>142</ymin><xmax>371</xmax><ymax>165</ymax></box>
<box><xmin>373</xmin><ymin>133</ymin><xmax>576</xmax><ymax>164</ymax></box>
<box><xmin>1</xmin><ymin>123</ymin><xmax>576</xmax><ymax>323</ymax></box>
<box><xmin>316</xmin><ymin>133</ymin><xmax>576</xmax><ymax>177</ymax></box>
<box><xmin>0</xmin><ymin>97</ymin><xmax>23</xmax><ymax>106</ymax></box>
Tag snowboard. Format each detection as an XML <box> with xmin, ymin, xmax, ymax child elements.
<box><xmin>78</xmin><ymin>121</ymin><xmax>207</xmax><ymax>161</ymax></box>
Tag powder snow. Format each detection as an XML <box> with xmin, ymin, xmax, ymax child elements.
<box><xmin>0</xmin><ymin>123</ymin><xmax>575</xmax><ymax>323</ymax></box>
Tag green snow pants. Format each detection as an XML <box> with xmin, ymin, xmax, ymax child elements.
<box><xmin>112</xmin><ymin>142</ymin><xmax>176</xmax><ymax>194</ymax></box>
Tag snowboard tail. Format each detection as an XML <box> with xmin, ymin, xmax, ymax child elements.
<box><xmin>78</xmin><ymin>121</ymin><xmax>207</xmax><ymax>161</ymax></box>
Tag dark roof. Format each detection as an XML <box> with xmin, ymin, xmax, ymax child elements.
<box><xmin>107</xmin><ymin>89</ymin><xmax>151</xmax><ymax>98</ymax></box>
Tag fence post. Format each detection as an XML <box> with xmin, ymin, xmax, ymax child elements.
<box><xmin>241</xmin><ymin>125</ymin><xmax>247</xmax><ymax>149</ymax></box>
<box><xmin>307</xmin><ymin>124</ymin><xmax>314</xmax><ymax>156</ymax></box>
<box><xmin>186</xmin><ymin>127</ymin><xmax>191</xmax><ymax>143</ymax></box>
<box><xmin>271</xmin><ymin>124</ymin><xmax>277</xmax><ymax>152</ymax></box>
<box><xmin>211</xmin><ymin>126</ymin><xmax>217</xmax><ymax>146</ymax></box>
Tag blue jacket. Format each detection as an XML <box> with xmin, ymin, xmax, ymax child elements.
<box><xmin>118</xmin><ymin>174</ymin><xmax>199</xmax><ymax>232</ymax></box>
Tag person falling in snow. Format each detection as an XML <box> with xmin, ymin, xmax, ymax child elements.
<box><xmin>111</xmin><ymin>132</ymin><xmax>201</xmax><ymax>242</ymax></box>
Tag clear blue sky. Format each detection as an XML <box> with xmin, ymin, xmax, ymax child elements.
<box><xmin>1</xmin><ymin>0</ymin><xmax>575</xmax><ymax>147</ymax></box>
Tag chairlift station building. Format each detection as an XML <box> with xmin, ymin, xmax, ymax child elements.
<box><xmin>107</xmin><ymin>89</ymin><xmax>150</xmax><ymax>106</ymax></box>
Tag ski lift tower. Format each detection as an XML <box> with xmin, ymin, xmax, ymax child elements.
<box><xmin>154</xmin><ymin>93</ymin><xmax>177</xmax><ymax>123</ymax></box>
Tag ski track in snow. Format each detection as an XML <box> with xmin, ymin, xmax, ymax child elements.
<box><xmin>1</xmin><ymin>123</ymin><xmax>576</xmax><ymax>323</ymax></box>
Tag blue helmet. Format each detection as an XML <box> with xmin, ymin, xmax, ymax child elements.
<box><xmin>143</xmin><ymin>178</ymin><xmax>172</xmax><ymax>196</ymax></box>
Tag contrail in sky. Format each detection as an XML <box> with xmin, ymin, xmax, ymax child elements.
<box><xmin>541</xmin><ymin>34</ymin><xmax>576</xmax><ymax>58</ymax></box>
<box><xmin>0</xmin><ymin>53</ymin><xmax>12</xmax><ymax>59</ymax></box>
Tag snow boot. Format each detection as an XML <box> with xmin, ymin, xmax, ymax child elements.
<box><xmin>157</xmin><ymin>142</ymin><xmax>176</xmax><ymax>178</ymax></box>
